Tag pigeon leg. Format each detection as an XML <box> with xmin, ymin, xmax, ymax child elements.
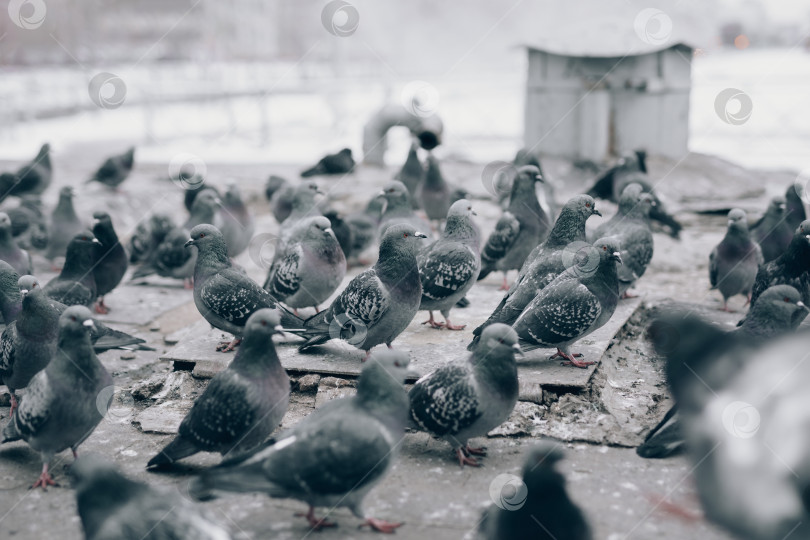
<box><xmin>216</xmin><ymin>338</ymin><xmax>242</xmax><ymax>352</ymax></box>
<box><xmin>295</xmin><ymin>507</ymin><xmax>337</xmax><ymax>530</ymax></box>
<box><xmin>359</xmin><ymin>518</ymin><xmax>403</xmax><ymax>534</ymax></box>
<box><xmin>549</xmin><ymin>350</ymin><xmax>584</xmax><ymax>360</ymax></box>
<box><xmin>183</xmin><ymin>278</ymin><xmax>194</xmax><ymax>290</ymax></box>
<box><xmin>314</xmin><ymin>305</ymin><xmax>320</xmax><ymax>314</ymax></box>
<box><xmin>556</xmin><ymin>350</ymin><xmax>594</xmax><ymax>369</ymax></box>
<box><xmin>456</xmin><ymin>447</ymin><xmax>481</xmax><ymax>467</ymax></box>
<box><xmin>621</xmin><ymin>291</ymin><xmax>638</xmax><ymax>299</ymax></box>
<box><xmin>442</xmin><ymin>317</ymin><xmax>466</xmax><ymax>331</ymax></box>
<box><xmin>744</xmin><ymin>294</ymin><xmax>752</xmax><ymax>306</ymax></box>
<box><xmin>94</xmin><ymin>297</ymin><xmax>109</xmax><ymax>314</ymax></box>
<box><xmin>465</xmin><ymin>444</ymin><xmax>487</xmax><ymax>456</ymax></box>
<box><xmin>31</xmin><ymin>463</ymin><xmax>58</xmax><ymax>490</ymax></box>
<box><xmin>72</xmin><ymin>448</ymin><xmax>78</xmax><ymax>459</ymax></box>
<box><xmin>499</xmin><ymin>273</ymin><xmax>510</xmax><ymax>291</ymax></box>
<box><xmin>362</xmin><ymin>350</ymin><xmax>372</xmax><ymax>362</ymax></box>
<box><xmin>421</xmin><ymin>311</ymin><xmax>445</xmax><ymax>329</ymax></box>
<box><xmin>8</xmin><ymin>393</ymin><xmax>18</xmax><ymax>419</ymax></box>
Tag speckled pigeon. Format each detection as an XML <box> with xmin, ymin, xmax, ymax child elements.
<box><xmin>7</xmin><ymin>195</ymin><xmax>48</xmax><ymax>251</ymax></box>
<box><xmin>0</xmin><ymin>261</ymin><xmax>21</xmax><ymax>324</ymax></box>
<box><xmin>189</xmin><ymin>349</ymin><xmax>410</xmax><ymax>533</ymax></box>
<box><xmin>301</xmin><ymin>148</ymin><xmax>355</xmax><ymax>177</ymax></box>
<box><xmin>417</xmin><ymin>154</ymin><xmax>451</xmax><ymax>223</ymax></box>
<box><xmin>86</xmin><ymin>147</ymin><xmax>135</xmax><ymax>189</ymax></box>
<box><xmin>378</xmin><ymin>180</ymin><xmax>433</xmax><ymax>239</ymax></box>
<box><xmin>264</xmin><ymin>216</ymin><xmax>346</xmax><ymax>314</ymax></box>
<box><xmin>2</xmin><ymin>306</ymin><xmax>112</xmax><ymax>489</ymax></box>
<box><xmin>45</xmin><ymin>186</ymin><xmax>85</xmax><ymax>264</ymax></box>
<box><xmin>470</xmin><ymin>195</ymin><xmax>601</xmax><ymax>349</ymax></box>
<box><xmin>220</xmin><ymin>183</ymin><xmax>254</xmax><ymax>257</ymax></box>
<box><xmin>750</xmin><ymin>195</ymin><xmax>793</xmax><ymax>263</ymax></box>
<box><xmin>0</xmin><ymin>212</ymin><xmax>32</xmax><ymax>275</ymax></box>
<box><xmin>148</xmin><ymin>309</ymin><xmax>289</xmax><ymax>468</ymax></box>
<box><xmin>282</xmin><ymin>224</ymin><xmax>427</xmax><ymax>357</ymax></box>
<box><xmin>91</xmin><ymin>212</ymin><xmax>127</xmax><ymax>314</ymax></box>
<box><xmin>0</xmin><ymin>143</ymin><xmax>51</xmax><ymax>201</ymax></box>
<box><xmin>73</xmin><ymin>455</ymin><xmax>231</xmax><ymax>540</ymax></box>
<box><xmin>513</xmin><ymin>237</ymin><xmax>621</xmax><ymax>367</ymax></box>
<box><xmin>478</xmin><ymin>165</ymin><xmax>550</xmax><ymax>289</ymax></box>
<box><xmin>417</xmin><ymin>199</ymin><xmax>480</xmax><ymax>330</ymax></box>
<box><xmin>396</xmin><ymin>141</ymin><xmax>424</xmax><ymax>208</ymax></box>
<box><xmin>44</xmin><ymin>232</ymin><xmax>100</xmax><ymax>307</ymax></box>
<box><xmin>409</xmin><ymin>323</ymin><xmax>520</xmax><ymax>467</ymax></box>
<box><xmin>709</xmin><ymin>209</ymin><xmax>764</xmax><ymax>311</ymax></box>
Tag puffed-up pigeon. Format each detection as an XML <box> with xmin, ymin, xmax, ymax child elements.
<box><xmin>709</xmin><ymin>208</ymin><xmax>763</xmax><ymax>311</ymax></box>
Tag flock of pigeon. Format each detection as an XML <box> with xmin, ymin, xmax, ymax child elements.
<box><xmin>0</xmin><ymin>141</ymin><xmax>807</xmax><ymax>540</ymax></box>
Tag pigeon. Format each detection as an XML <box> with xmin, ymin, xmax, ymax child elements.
<box><xmin>748</xmin><ymin>219</ymin><xmax>810</xmax><ymax>318</ymax></box>
<box><xmin>513</xmin><ymin>237</ymin><xmax>621</xmax><ymax>367</ymax></box>
<box><xmin>127</xmin><ymin>213</ymin><xmax>174</xmax><ymax>264</ymax></box>
<box><xmin>377</xmin><ymin>180</ymin><xmax>433</xmax><ymax>239</ymax></box>
<box><xmin>219</xmin><ymin>183</ymin><xmax>254</xmax><ymax>257</ymax></box>
<box><xmin>270</xmin><ymin>183</ymin><xmax>296</xmax><ymax>223</ymax></box>
<box><xmin>709</xmin><ymin>209</ymin><xmax>764</xmax><ymax>311</ymax></box>
<box><xmin>343</xmin><ymin>196</ymin><xmax>384</xmax><ymax>264</ymax></box>
<box><xmin>45</xmin><ymin>186</ymin><xmax>85</xmax><ymax>264</ymax></box>
<box><xmin>503</xmin><ymin>148</ymin><xmax>558</xmax><ymax>217</ymax></box>
<box><xmin>0</xmin><ymin>212</ymin><xmax>32</xmax><ymax>276</ymax></box>
<box><xmin>477</xmin><ymin>444</ymin><xmax>592</xmax><ymax>540</ymax></box>
<box><xmin>409</xmin><ymin>323</ymin><xmax>520</xmax><ymax>466</ymax></box>
<box><xmin>7</xmin><ymin>195</ymin><xmax>48</xmax><ymax>251</ymax></box>
<box><xmin>417</xmin><ymin>199</ymin><xmax>480</xmax><ymax>330</ymax></box>
<box><xmin>148</xmin><ymin>309</ymin><xmax>289</xmax><ymax>468</ymax></box>
<box><xmin>44</xmin><ymin>232</ymin><xmax>100</xmax><ymax>307</ymax></box>
<box><xmin>91</xmin><ymin>212</ymin><xmax>127</xmax><ymax>314</ymax></box>
<box><xmin>184</xmin><ymin>184</ymin><xmax>221</xmax><ymax>213</ymax></box>
<box><xmin>0</xmin><ymin>143</ymin><xmax>52</xmax><ymax>201</ymax></box>
<box><xmin>301</xmin><ymin>148</ymin><xmax>355</xmax><ymax>177</ymax></box>
<box><xmin>72</xmin><ymin>456</ymin><xmax>231</xmax><ymax>540</ymax></box>
<box><xmin>0</xmin><ymin>261</ymin><xmax>22</xmax><ymax>324</ymax></box>
<box><xmin>280</xmin><ymin>181</ymin><xmax>322</xmax><ymax>228</ymax></box>
<box><xmin>322</xmin><ymin>208</ymin><xmax>352</xmax><ymax>257</ymax></box>
<box><xmin>87</xmin><ymin>147</ymin><xmax>135</xmax><ymax>189</ymax></box>
<box><xmin>264</xmin><ymin>216</ymin><xmax>346</xmax><ymax>314</ymax></box>
<box><xmin>785</xmin><ymin>183</ymin><xmax>807</xmax><ymax>231</ymax></box>
<box><xmin>2</xmin><ymin>305</ymin><xmax>113</xmax><ymax>489</ymax></box>
<box><xmin>281</xmin><ymin>224</ymin><xmax>427</xmax><ymax>357</ymax></box>
<box><xmin>478</xmin><ymin>165</ymin><xmax>550</xmax><ymax>289</ymax></box>
<box><xmin>749</xmin><ymin>196</ymin><xmax>793</xmax><ymax>263</ymax></box>
<box><xmin>186</xmin><ymin>224</ymin><xmax>282</xmax><ymax>351</ymax></box>
<box><xmin>189</xmin><ymin>349</ymin><xmax>409</xmax><ymax>532</ymax></box>
<box><xmin>396</xmin><ymin>141</ymin><xmax>424</xmax><ymax>208</ymax></box>
<box><xmin>591</xmin><ymin>183</ymin><xmax>655</xmax><ymax>296</ymax></box>
<box><xmin>470</xmin><ymin>195</ymin><xmax>602</xmax><ymax>349</ymax></box>
<box><xmin>264</xmin><ymin>174</ymin><xmax>288</xmax><ymax>202</ymax></box>
<box><xmin>416</xmin><ymin>154</ymin><xmax>451</xmax><ymax>223</ymax></box>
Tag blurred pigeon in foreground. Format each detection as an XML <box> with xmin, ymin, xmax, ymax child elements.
<box><xmin>478</xmin><ymin>444</ymin><xmax>591</xmax><ymax>540</ymax></box>
<box><xmin>750</xmin><ymin>196</ymin><xmax>793</xmax><ymax>263</ymax></box>
<box><xmin>378</xmin><ymin>180</ymin><xmax>432</xmax><ymax>239</ymax></box>
<box><xmin>91</xmin><ymin>212</ymin><xmax>127</xmax><ymax>314</ymax></box>
<box><xmin>301</xmin><ymin>148</ymin><xmax>355</xmax><ymax>177</ymax></box>
<box><xmin>0</xmin><ymin>143</ymin><xmax>52</xmax><ymax>201</ymax></box>
<box><xmin>45</xmin><ymin>187</ymin><xmax>85</xmax><ymax>264</ymax></box>
<box><xmin>72</xmin><ymin>456</ymin><xmax>231</xmax><ymax>540</ymax></box>
<box><xmin>44</xmin><ymin>232</ymin><xmax>100</xmax><ymax>307</ymax></box>
<box><xmin>513</xmin><ymin>238</ymin><xmax>621</xmax><ymax>367</ymax></box>
<box><xmin>281</xmin><ymin>224</ymin><xmax>426</xmax><ymax>358</ymax></box>
<box><xmin>189</xmin><ymin>350</ymin><xmax>410</xmax><ymax>533</ymax></box>
<box><xmin>220</xmin><ymin>183</ymin><xmax>254</xmax><ymax>257</ymax></box>
<box><xmin>396</xmin><ymin>141</ymin><xmax>424</xmax><ymax>208</ymax></box>
<box><xmin>409</xmin><ymin>324</ymin><xmax>520</xmax><ymax>467</ymax></box>
<box><xmin>478</xmin><ymin>165</ymin><xmax>550</xmax><ymax>289</ymax></box>
<box><xmin>128</xmin><ymin>213</ymin><xmax>174</xmax><ymax>264</ymax></box>
<box><xmin>6</xmin><ymin>196</ymin><xmax>48</xmax><ymax>251</ymax></box>
<box><xmin>786</xmin><ymin>183</ymin><xmax>807</xmax><ymax>231</ymax></box>
<box><xmin>86</xmin><ymin>147</ymin><xmax>135</xmax><ymax>189</ymax></box>
<box><xmin>709</xmin><ymin>208</ymin><xmax>763</xmax><ymax>311</ymax></box>
<box><xmin>0</xmin><ymin>261</ymin><xmax>22</xmax><ymax>324</ymax></box>
<box><xmin>148</xmin><ymin>309</ymin><xmax>289</xmax><ymax>468</ymax></box>
<box><xmin>0</xmin><ymin>212</ymin><xmax>32</xmax><ymax>276</ymax></box>
<box><xmin>2</xmin><ymin>306</ymin><xmax>112</xmax><ymax>489</ymax></box>
<box><xmin>417</xmin><ymin>154</ymin><xmax>450</xmax><ymax>223</ymax></box>
<box><xmin>417</xmin><ymin>199</ymin><xmax>480</xmax><ymax>330</ymax></box>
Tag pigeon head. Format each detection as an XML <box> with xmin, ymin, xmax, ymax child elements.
<box><xmin>447</xmin><ymin>199</ymin><xmax>476</xmax><ymax>219</ymax></box>
<box><xmin>522</xmin><ymin>442</ymin><xmax>565</xmax><ymax>475</ymax></box>
<box><xmin>726</xmin><ymin>208</ymin><xmax>748</xmax><ymax>232</ymax></box>
<box><xmin>223</xmin><ymin>183</ymin><xmax>244</xmax><ymax>206</ymax></box>
<box><xmin>617</xmin><ymin>183</ymin><xmax>649</xmax><ymax>215</ymax></box>
<box><xmin>64</xmin><ymin>232</ymin><xmax>101</xmax><ymax>271</ymax></box>
<box><xmin>516</xmin><ymin>165</ymin><xmax>543</xmax><ymax>184</ymax></box>
<box><xmin>591</xmin><ymin>237</ymin><xmax>623</xmax><ymax>266</ymax></box>
<box><xmin>58</xmin><ymin>186</ymin><xmax>74</xmax><ymax>200</ymax></box>
<box><xmin>244</xmin><ymin>308</ymin><xmax>284</xmax><ymax>337</ymax></box>
<box><xmin>378</xmin><ymin>223</ymin><xmax>428</xmax><ymax>260</ymax></box>
<box><xmin>302</xmin><ymin>216</ymin><xmax>335</xmax><ymax>242</ymax></box>
<box><xmin>356</xmin><ymin>349</ymin><xmax>411</xmax><ymax>415</ymax></box>
<box><xmin>191</xmin><ymin>189</ymin><xmax>222</xmax><ymax>214</ymax></box>
<box><xmin>292</xmin><ymin>182</ymin><xmax>321</xmax><ymax>207</ymax></box>
<box><xmin>18</xmin><ymin>275</ymin><xmax>40</xmax><ymax>297</ymax></box>
<box><xmin>92</xmin><ymin>212</ymin><xmax>118</xmax><ymax>246</ymax></box>
<box><xmin>477</xmin><ymin>323</ymin><xmax>521</xmax><ymax>360</ymax></box>
<box><xmin>750</xmin><ymin>285</ymin><xmax>808</xmax><ymax>324</ymax></box>
<box><xmin>59</xmin><ymin>305</ymin><xmax>95</xmax><ymax>335</ymax></box>
<box><xmin>185</xmin><ymin>224</ymin><xmax>227</xmax><ymax>256</ymax></box>
<box><xmin>768</xmin><ymin>195</ymin><xmax>787</xmax><ymax>215</ymax></box>
<box><xmin>379</xmin><ymin>180</ymin><xmax>410</xmax><ymax>207</ymax></box>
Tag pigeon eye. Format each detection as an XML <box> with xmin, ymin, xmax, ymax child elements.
<box><xmin>784</xmin><ymin>297</ymin><xmax>790</xmax><ymax>302</ymax></box>
<box><xmin>585</xmin><ymin>202</ymin><xmax>591</xmax><ymax>207</ymax></box>
<box><xmin>602</xmin><ymin>246</ymin><xmax>607</xmax><ymax>251</ymax></box>
<box><xmin>261</xmin><ymin>320</ymin><xmax>267</xmax><ymax>326</ymax></box>
<box><xmin>403</xmin><ymin>233</ymin><xmax>409</xmax><ymax>238</ymax></box>
<box><xmin>200</xmin><ymin>233</ymin><xmax>205</xmax><ymax>238</ymax></box>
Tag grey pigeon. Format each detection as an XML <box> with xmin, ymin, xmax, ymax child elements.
<box><xmin>301</xmin><ymin>148</ymin><xmax>355</xmax><ymax>177</ymax></box>
<box><xmin>478</xmin><ymin>444</ymin><xmax>591</xmax><ymax>540</ymax></box>
<box><xmin>750</xmin><ymin>195</ymin><xmax>793</xmax><ymax>263</ymax></box>
<box><xmin>786</xmin><ymin>183</ymin><xmax>807</xmax><ymax>231</ymax></box>
<box><xmin>478</xmin><ymin>165</ymin><xmax>550</xmax><ymax>289</ymax></box>
<box><xmin>416</xmin><ymin>154</ymin><xmax>451</xmax><ymax>222</ymax></box>
<box><xmin>343</xmin><ymin>196</ymin><xmax>384</xmax><ymax>264</ymax></box>
<box><xmin>273</xmin><ymin>182</ymin><xmax>323</xmax><ymax>257</ymax></box>
<box><xmin>323</xmin><ymin>208</ymin><xmax>352</xmax><ymax>257</ymax></box>
<box><xmin>44</xmin><ymin>232</ymin><xmax>100</xmax><ymax>307</ymax></box>
<box><xmin>263</xmin><ymin>216</ymin><xmax>346</xmax><ymax>314</ymax></box>
<box><xmin>184</xmin><ymin>184</ymin><xmax>221</xmax><ymax>213</ymax></box>
<box><xmin>0</xmin><ymin>260</ymin><xmax>22</xmax><ymax>324</ymax></box>
<box><xmin>378</xmin><ymin>180</ymin><xmax>433</xmax><ymax>239</ymax></box>
<box><xmin>495</xmin><ymin>148</ymin><xmax>558</xmax><ymax>217</ymax></box>
<box><xmin>591</xmin><ymin>183</ymin><xmax>655</xmax><ymax>296</ymax></box>
<box><xmin>72</xmin><ymin>456</ymin><xmax>231</xmax><ymax>540</ymax></box>
<box><xmin>409</xmin><ymin>323</ymin><xmax>520</xmax><ymax>466</ymax></box>
<box><xmin>189</xmin><ymin>349</ymin><xmax>410</xmax><ymax>533</ymax></box>
<box><xmin>91</xmin><ymin>212</ymin><xmax>127</xmax><ymax>314</ymax></box>
<box><xmin>127</xmin><ymin>213</ymin><xmax>174</xmax><ymax>264</ymax></box>
<box><xmin>709</xmin><ymin>209</ymin><xmax>764</xmax><ymax>311</ymax></box>
<box><xmin>186</xmin><ymin>224</ymin><xmax>281</xmax><ymax>351</ymax></box>
<box><xmin>270</xmin><ymin>183</ymin><xmax>296</xmax><ymax>223</ymax></box>
<box><xmin>396</xmin><ymin>141</ymin><xmax>424</xmax><ymax>208</ymax></box>
<box><xmin>45</xmin><ymin>186</ymin><xmax>85</xmax><ymax>264</ymax></box>
<box><xmin>220</xmin><ymin>183</ymin><xmax>254</xmax><ymax>257</ymax></box>
<box><xmin>417</xmin><ymin>199</ymin><xmax>480</xmax><ymax>330</ymax></box>
<box><xmin>2</xmin><ymin>305</ymin><xmax>112</xmax><ymax>489</ymax></box>
<box><xmin>264</xmin><ymin>174</ymin><xmax>288</xmax><ymax>202</ymax></box>
<box><xmin>148</xmin><ymin>309</ymin><xmax>289</xmax><ymax>468</ymax></box>
<box><xmin>6</xmin><ymin>195</ymin><xmax>48</xmax><ymax>251</ymax></box>
<box><xmin>513</xmin><ymin>237</ymin><xmax>621</xmax><ymax>367</ymax></box>
<box><xmin>470</xmin><ymin>195</ymin><xmax>601</xmax><ymax>349</ymax></box>
<box><xmin>87</xmin><ymin>147</ymin><xmax>135</xmax><ymax>189</ymax></box>
<box><xmin>0</xmin><ymin>212</ymin><xmax>32</xmax><ymax>275</ymax></box>
<box><xmin>0</xmin><ymin>143</ymin><xmax>52</xmax><ymax>201</ymax></box>
<box><xmin>282</xmin><ymin>224</ymin><xmax>427</xmax><ymax>358</ymax></box>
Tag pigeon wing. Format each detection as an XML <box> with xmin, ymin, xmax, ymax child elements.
<box><xmin>409</xmin><ymin>364</ymin><xmax>481</xmax><ymax>436</ymax></box>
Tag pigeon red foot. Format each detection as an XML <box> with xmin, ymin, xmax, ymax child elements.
<box><xmin>359</xmin><ymin>518</ymin><xmax>403</xmax><ymax>534</ymax></box>
<box><xmin>456</xmin><ymin>447</ymin><xmax>482</xmax><ymax>467</ymax></box>
<box><xmin>499</xmin><ymin>273</ymin><xmax>510</xmax><ymax>291</ymax></box>
<box><xmin>31</xmin><ymin>465</ymin><xmax>58</xmax><ymax>490</ymax></box>
<box><xmin>422</xmin><ymin>312</ymin><xmax>444</xmax><ymax>329</ymax></box>
<box><xmin>216</xmin><ymin>338</ymin><xmax>241</xmax><ymax>352</ymax></box>
<box><xmin>550</xmin><ymin>349</ymin><xmax>595</xmax><ymax>369</ymax></box>
<box><xmin>94</xmin><ymin>298</ymin><xmax>109</xmax><ymax>314</ymax></box>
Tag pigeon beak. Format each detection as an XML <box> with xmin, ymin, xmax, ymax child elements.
<box><xmin>512</xmin><ymin>343</ymin><xmax>524</xmax><ymax>357</ymax></box>
<box><xmin>535</xmin><ymin>174</ymin><xmax>544</xmax><ymax>182</ymax></box>
<box><xmin>471</xmin><ymin>209</ymin><xmax>478</xmax><ymax>216</ymax></box>
<box><xmin>324</xmin><ymin>227</ymin><xmax>334</xmax><ymax>236</ymax></box>
<box><xmin>82</xmin><ymin>319</ymin><xmax>95</xmax><ymax>329</ymax></box>
<box><xmin>20</xmin><ymin>289</ymin><xmax>28</xmax><ymax>297</ymax></box>
<box><xmin>274</xmin><ymin>324</ymin><xmax>285</xmax><ymax>334</ymax></box>
<box><xmin>414</xmin><ymin>232</ymin><xmax>428</xmax><ymax>239</ymax></box>
<box><xmin>377</xmin><ymin>190</ymin><xmax>386</xmax><ymax>197</ymax></box>
<box><xmin>92</xmin><ymin>238</ymin><xmax>102</xmax><ymax>245</ymax></box>
<box><xmin>213</xmin><ymin>197</ymin><xmax>223</xmax><ymax>207</ymax></box>
<box><xmin>593</xmin><ymin>208</ymin><xmax>602</xmax><ymax>217</ymax></box>
<box><xmin>799</xmin><ymin>301</ymin><xmax>808</xmax><ymax>310</ymax></box>
<box><xmin>779</xmin><ymin>203</ymin><xmax>786</xmax><ymax>211</ymax></box>
<box><xmin>184</xmin><ymin>239</ymin><xmax>194</xmax><ymax>248</ymax></box>
<box><xmin>612</xmin><ymin>252</ymin><xmax>623</xmax><ymax>264</ymax></box>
